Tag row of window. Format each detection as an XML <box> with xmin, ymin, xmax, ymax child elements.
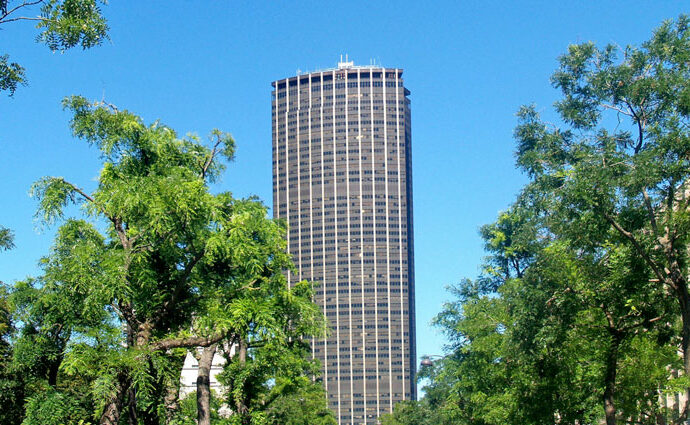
<box><xmin>275</xmin><ymin>71</ymin><xmax>401</xmax><ymax>88</ymax></box>
<box><xmin>314</xmin><ymin>339</ymin><xmax>409</xmax><ymax>348</ymax></box>
<box><xmin>325</xmin><ymin>309</ymin><xmax>409</xmax><ymax>316</ymax></box>
<box><xmin>276</xmin><ymin>105</ymin><xmax>403</xmax><ymax>120</ymax></box>
<box><xmin>279</xmin><ymin>96</ymin><xmax>407</xmax><ymax>107</ymax></box>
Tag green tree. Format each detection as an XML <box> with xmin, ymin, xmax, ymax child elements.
<box><xmin>384</xmin><ymin>15</ymin><xmax>689</xmax><ymax>425</ymax></box>
<box><xmin>0</xmin><ymin>225</ymin><xmax>26</xmax><ymax>425</ymax></box>
<box><xmin>0</xmin><ymin>225</ymin><xmax>14</xmax><ymax>250</ymax></box>
<box><xmin>379</xmin><ymin>400</ymin><xmax>438</xmax><ymax>425</ymax></box>
<box><xmin>185</xmin><ymin>198</ymin><xmax>327</xmax><ymax>425</ymax></box>
<box><xmin>0</xmin><ymin>0</ymin><xmax>108</xmax><ymax>95</ymax></box>
<box><xmin>5</xmin><ymin>219</ymin><xmax>117</xmax><ymax>424</ymax></box>
<box><xmin>509</xmin><ymin>238</ymin><xmax>674</xmax><ymax>425</ymax></box>
<box><xmin>415</xmin><ymin>203</ymin><xmax>674</xmax><ymax>425</ymax></box>
<box><xmin>261</xmin><ymin>375</ymin><xmax>336</xmax><ymax>425</ymax></box>
<box><xmin>0</xmin><ymin>284</ymin><xmax>26</xmax><ymax>425</ymax></box>
<box><xmin>29</xmin><ymin>95</ymin><xmax>235</xmax><ymax>424</ymax></box>
<box><xmin>26</xmin><ymin>96</ymin><xmax>327</xmax><ymax>425</ymax></box>
<box><xmin>169</xmin><ymin>390</ymin><xmax>225</xmax><ymax>425</ymax></box>
<box><xmin>216</xmin><ymin>279</ymin><xmax>333</xmax><ymax>425</ymax></box>
<box><xmin>514</xmin><ymin>14</ymin><xmax>690</xmax><ymax>422</ymax></box>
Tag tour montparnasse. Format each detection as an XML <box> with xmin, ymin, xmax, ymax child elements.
<box><xmin>271</xmin><ymin>57</ymin><xmax>417</xmax><ymax>425</ymax></box>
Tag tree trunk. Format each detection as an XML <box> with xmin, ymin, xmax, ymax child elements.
<box><xmin>126</xmin><ymin>385</ymin><xmax>138</xmax><ymax>425</ymax></box>
<box><xmin>164</xmin><ymin>352</ymin><xmax>187</xmax><ymax>425</ymax></box>
<box><xmin>139</xmin><ymin>355</ymin><xmax>165</xmax><ymax>425</ymax></box>
<box><xmin>100</xmin><ymin>372</ymin><xmax>130</xmax><ymax>425</ymax></box>
<box><xmin>197</xmin><ymin>343</ymin><xmax>217</xmax><ymax>425</ymax></box>
<box><xmin>47</xmin><ymin>360</ymin><xmax>60</xmax><ymax>387</ymax></box>
<box><xmin>234</xmin><ymin>339</ymin><xmax>250</xmax><ymax>424</ymax></box>
<box><xmin>603</xmin><ymin>331</ymin><xmax>622</xmax><ymax>425</ymax></box>
<box><xmin>658</xmin><ymin>411</ymin><xmax>668</xmax><ymax>425</ymax></box>
<box><xmin>677</xmin><ymin>286</ymin><xmax>690</xmax><ymax>424</ymax></box>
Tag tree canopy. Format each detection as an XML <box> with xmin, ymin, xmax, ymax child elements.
<box><xmin>0</xmin><ymin>97</ymin><xmax>331</xmax><ymax>425</ymax></box>
<box><xmin>385</xmin><ymin>15</ymin><xmax>690</xmax><ymax>425</ymax></box>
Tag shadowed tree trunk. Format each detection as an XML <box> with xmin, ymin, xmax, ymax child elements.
<box><xmin>677</xmin><ymin>286</ymin><xmax>690</xmax><ymax>423</ymax></box>
<box><xmin>100</xmin><ymin>372</ymin><xmax>130</xmax><ymax>425</ymax></box>
<box><xmin>231</xmin><ymin>338</ymin><xmax>250</xmax><ymax>425</ymax></box>
<box><xmin>47</xmin><ymin>360</ymin><xmax>60</xmax><ymax>387</ymax></box>
<box><xmin>127</xmin><ymin>386</ymin><xmax>138</xmax><ymax>425</ymax></box>
<box><xmin>197</xmin><ymin>343</ymin><xmax>218</xmax><ymax>425</ymax></box>
<box><xmin>603</xmin><ymin>329</ymin><xmax>622</xmax><ymax>425</ymax></box>
<box><xmin>164</xmin><ymin>352</ymin><xmax>187</xmax><ymax>425</ymax></box>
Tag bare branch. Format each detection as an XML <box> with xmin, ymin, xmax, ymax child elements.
<box><xmin>622</xmin><ymin>98</ymin><xmax>645</xmax><ymax>153</ymax></box>
<box><xmin>642</xmin><ymin>187</ymin><xmax>659</xmax><ymax>237</ymax></box>
<box><xmin>0</xmin><ymin>15</ymin><xmax>46</xmax><ymax>23</ymax></box>
<box><xmin>150</xmin><ymin>332</ymin><xmax>229</xmax><ymax>351</ymax></box>
<box><xmin>95</xmin><ymin>100</ymin><xmax>120</xmax><ymax>112</ymax></box>
<box><xmin>200</xmin><ymin>139</ymin><xmax>222</xmax><ymax>180</ymax></box>
<box><xmin>238</xmin><ymin>278</ymin><xmax>261</xmax><ymax>292</ymax></box>
<box><xmin>602</xmin><ymin>103</ymin><xmax>634</xmax><ymax>117</ymax></box>
<box><xmin>603</xmin><ymin>308</ymin><xmax>616</xmax><ymax>330</ymax></box>
<box><xmin>247</xmin><ymin>340</ymin><xmax>268</xmax><ymax>349</ymax></box>
<box><xmin>618</xmin><ymin>315</ymin><xmax>664</xmax><ymax>333</ymax></box>
<box><xmin>0</xmin><ymin>0</ymin><xmax>44</xmax><ymax>24</ymax></box>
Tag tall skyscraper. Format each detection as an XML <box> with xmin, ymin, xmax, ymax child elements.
<box><xmin>271</xmin><ymin>58</ymin><xmax>416</xmax><ymax>425</ymax></box>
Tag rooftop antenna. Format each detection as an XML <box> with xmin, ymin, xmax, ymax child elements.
<box><xmin>338</xmin><ymin>53</ymin><xmax>354</xmax><ymax>69</ymax></box>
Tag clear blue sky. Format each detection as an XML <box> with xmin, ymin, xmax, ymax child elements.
<box><xmin>1</xmin><ymin>1</ymin><xmax>687</xmax><ymax>368</ymax></box>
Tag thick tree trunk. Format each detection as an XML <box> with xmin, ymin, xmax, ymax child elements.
<box><xmin>47</xmin><ymin>360</ymin><xmax>60</xmax><ymax>387</ymax></box>
<box><xmin>126</xmin><ymin>385</ymin><xmax>138</xmax><ymax>425</ymax></box>
<box><xmin>100</xmin><ymin>372</ymin><xmax>130</xmax><ymax>425</ymax></box>
<box><xmin>164</xmin><ymin>352</ymin><xmax>187</xmax><ymax>425</ymax></box>
<box><xmin>603</xmin><ymin>331</ymin><xmax>622</xmax><ymax>425</ymax></box>
<box><xmin>197</xmin><ymin>343</ymin><xmax>217</xmax><ymax>425</ymax></box>
<box><xmin>236</xmin><ymin>340</ymin><xmax>247</xmax><ymax>415</ymax></box>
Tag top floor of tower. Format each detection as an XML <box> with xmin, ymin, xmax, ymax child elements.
<box><xmin>270</xmin><ymin>58</ymin><xmax>411</xmax><ymax>98</ymax></box>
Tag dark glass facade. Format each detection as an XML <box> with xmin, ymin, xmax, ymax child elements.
<box><xmin>271</xmin><ymin>61</ymin><xmax>416</xmax><ymax>425</ymax></box>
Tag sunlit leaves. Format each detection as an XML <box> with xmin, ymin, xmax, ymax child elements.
<box><xmin>22</xmin><ymin>387</ymin><xmax>90</xmax><ymax>425</ymax></box>
<box><xmin>30</xmin><ymin>177</ymin><xmax>80</xmax><ymax>226</ymax></box>
<box><xmin>36</xmin><ymin>0</ymin><xmax>109</xmax><ymax>52</ymax></box>
<box><xmin>0</xmin><ymin>54</ymin><xmax>26</xmax><ymax>96</ymax></box>
<box><xmin>62</xmin><ymin>96</ymin><xmax>145</xmax><ymax>157</ymax></box>
<box><xmin>18</xmin><ymin>96</ymin><xmax>328</xmax><ymax>422</ymax></box>
<box><xmin>0</xmin><ymin>225</ymin><xmax>14</xmax><ymax>251</ymax></box>
<box><xmin>417</xmin><ymin>18</ymin><xmax>690</xmax><ymax>424</ymax></box>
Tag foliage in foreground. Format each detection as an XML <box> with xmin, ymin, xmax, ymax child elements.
<box><xmin>383</xmin><ymin>15</ymin><xmax>690</xmax><ymax>425</ymax></box>
<box><xmin>0</xmin><ymin>97</ymin><xmax>332</xmax><ymax>425</ymax></box>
